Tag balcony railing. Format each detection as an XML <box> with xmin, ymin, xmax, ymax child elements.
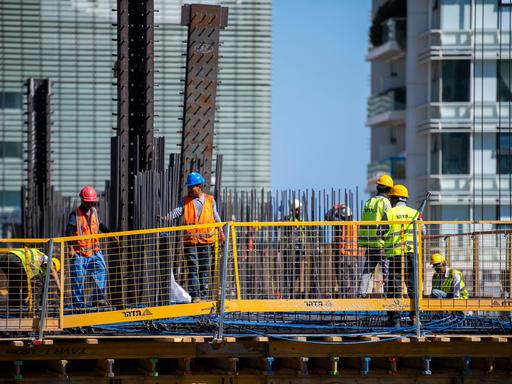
<box><xmin>367</xmin><ymin>18</ymin><xmax>406</xmax><ymax>61</ymax></box>
<box><xmin>367</xmin><ymin>157</ymin><xmax>406</xmax><ymax>186</ymax></box>
<box><xmin>367</xmin><ymin>88</ymin><xmax>406</xmax><ymax>122</ymax></box>
<box><xmin>417</xmin><ymin>29</ymin><xmax>512</xmax><ymax>61</ymax></box>
<box><xmin>416</xmin><ymin>102</ymin><xmax>512</xmax><ymax>129</ymax></box>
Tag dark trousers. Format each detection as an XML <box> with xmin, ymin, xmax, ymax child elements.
<box><xmin>0</xmin><ymin>254</ymin><xmax>42</xmax><ymax>311</ymax></box>
<box><xmin>387</xmin><ymin>253</ymin><xmax>415</xmax><ymax>321</ymax></box>
<box><xmin>284</xmin><ymin>247</ymin><xmax>303</xmax><ymax>299</ymax></box>
<box><xmin>185</xmin><ymin>243</ymin><xmax>213</xmax><ymax>299</ymax></box>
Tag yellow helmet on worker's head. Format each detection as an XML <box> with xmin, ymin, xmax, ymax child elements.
<box><xmin>51</xmin><ymin>258</ymin><xmax>61</xmax><ymax>273</ymax></box>
<box><xmin>389</xmin><ymin>184</ymin><xmax>409</xmax><ymax>199</ymax></box>
<box><xmin>376</xmin><ymin>175</ymin><xmax>394</xmax><ymax>188</ymax></box>
<box><xmin>430</xmin><ymin>253</ymin><xmax>445</xmax><ymax>265</ymax></box>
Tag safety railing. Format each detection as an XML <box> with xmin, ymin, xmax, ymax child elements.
<box><xmin>0</xmin><ymin>221</ymin><xmax>511</xmax><ymax>335</ymax></box>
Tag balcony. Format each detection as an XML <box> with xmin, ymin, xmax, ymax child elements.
<box><xmin>367</xmin><ymin>157</ymin><xmax>406</xmax><ymax>192</ymax></box>
<box><xmin>416</xmin><ymin>102</ymin><xmax>512</xmax><ymax>131</ymax></box>
<box><xmin>366</xmin><ymin>88</ymin><xmax>406</xmax><ymax>127</ymax></box>
<box><xmin>367</xmin><ymin>18</ymin><xmax>406</xmax><ymax>62</ymax></box>
<box><xmin>419</xmin><ymin>174</ymin><xmax>512</xmax><ymax>205</ymax></box>
<box><xmin>417</xmin><ymin>29</ymin><xmax>512</xmax><ymax>62</ymax></box>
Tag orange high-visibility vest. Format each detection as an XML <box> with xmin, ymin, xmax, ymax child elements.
<box><xmin>74</xmin><ymin>207</ymin><xmax>100</xmax><ymax>257</ymax></box>
<box><xmin>335</xmin><ymin>224</ymin><xmax>363</xmax><ymax>256</ymax></box>
<box><xmin>184</xmin><ymin>194</ymin><xmax>216</xmax><ymax>245</ymax></box>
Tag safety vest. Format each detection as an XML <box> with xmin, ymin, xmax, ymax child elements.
<box><xmin>383</xmin><ymin>205</ymin><xmax>420</xmax><ymax>258</ymax></box>
<box><xmin>432</xmin><ymin>268</ymin><xmax>469</xmax><ymax>299</ymax></box>
<box><xmin>184</xmin><ymin>194</ymin><xmax>217</xmax><ymax>245</ymax></box>
<box><xmin>336</xmin><ymin>224</ymin><xmax>363</xmax><ymax>256</ymax></box>
<box><xmin>9</xmin><ymin>248</ymin><xmax>47</xmax><ymax>280</ymax></box>
<box><xmin>358</xmin><ymin>195</ymin><xmax>390</xmax><ymax>248</ymax></box>
<box><xmin>74</xmin><ymin>207</ymin><xmax>100</xmax><ymax>257</ymax></box>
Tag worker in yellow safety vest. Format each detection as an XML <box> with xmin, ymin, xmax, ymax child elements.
<box><xmin>380</xmin><ymin>184</ymin><xmax>422</xmax><ymax>327</ymax></box>
<box><xmin>0</xmin><ymin>248</ymin><xmax>61</xmax><ymax>310</ymax></box>
<box><xmin>430</xmin><ymin>253</ymin><xmax>468</xmax><ymax>299</ymax></box>
<box><xmin>357</xmin><ymin>174</ymin><xmax>393</xmax><ymax>297</ymax></box>
<box><xmin>159</xmin><ymin>172</ymin><xmax>223</xmax><ymax>302</ymax></box>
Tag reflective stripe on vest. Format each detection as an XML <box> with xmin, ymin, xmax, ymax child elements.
<box><xmin>183</xmin><ymin>194</ymin><xmax>217</xmax><ymax>245</ymax></box>
<box><xmin>9</xmin><ymin>248</ymin><xmax>47</xmax><ymax>280</ymax></box>
<box><xmin>358</xmin><ymin>196</ymin><xmax>389</xmax><ymax>248</ymax></box>
<box><xmin>74</xmin><ymin>207</ymin><xmax>100</xmax><ymax>257</ymax></box>
<box><xmin>432</xmin><ymin>268</ymin><xmax>469</xmax><ymax>299</ymax></box>
<box><xmin>383</xmin><ymin>205</ymin><xmax>420</xmax><ymax>258</ymax></box>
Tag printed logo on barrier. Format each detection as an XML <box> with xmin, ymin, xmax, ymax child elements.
<box><xmin>304</xmin><ymin>300</ymin><xmax>333</xmax><ymax>308</ymax></box>
<box><xmin>121</xmin><ymin>309</ymin><xmax>153</xmax><ymax>318</ymax></box>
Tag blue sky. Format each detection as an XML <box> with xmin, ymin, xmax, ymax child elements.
<box><xmin>272</xmin><ymin>0</ymin><xmax>371</xmax><ymax>195</ymax></box>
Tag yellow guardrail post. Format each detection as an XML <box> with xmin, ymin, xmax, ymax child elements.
<box><xmin>59</xmin><ymin>241</ymin><xmax>64</xmax><ymax>330</ymax></box>
<box><xmin>215</xmin><ymin>223</ymin><xmax>231</xmax><ymax>342</ymax></box>
<box><xmin>230</xmin><ymin>223</ymin><xmax>241</xmax><ymax>301</ymax></box>
<box><xmin>412</xmin><ymin>221</ymin><xmax>421</xmax><ymax>339</ymax></box>
<box><xmin>472</xmin><ymin>234</ymin><xmax>479</xmax><ymax>297</ymax></box>
<box><xmin>400</xmin><ymin>224</ymin><xmax>405</xmax><ymax>297</ymax></box>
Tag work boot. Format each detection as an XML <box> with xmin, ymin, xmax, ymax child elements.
<box><xmin>387</xmin><ymin>317</ymin><xmax>401</xmax><ymax>328</ymax></box>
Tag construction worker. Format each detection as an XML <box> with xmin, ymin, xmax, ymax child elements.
<box><xmin>357</xmin><ymin>175</ymin><xmax>393</xmax><ymax>297</ymax></box>
<box><xmin>66</xmin><ymin>186</ymin><xmax>112</xmax><ymax>309</ymax></box>
<box><xmin>381</xmin><ymin>184</ymin><xmax>422</xmax><ymax>327</ymax></box>
<box><xmin>284</xmin><ymin>199</ymin><xmax>307</xmax><ymax>299</ymax></box>
<box><xmin>430</xmin><ymin>253</ymin><xmax>468</xmax><ymax>299</ymax></box>
<box><xmin>0</xmin><ymin>248</ymin><xmax>61</xmax><ymax>311</ymax></box>
<box><xmin>325</xmin><ymin>204</ymin><xmax>363</xmax><ymax>297</ymax></box>
<box><xmin>159</xmin><ymin>172</ymin><xmax>222</xmax><ymax>302</ymax></box>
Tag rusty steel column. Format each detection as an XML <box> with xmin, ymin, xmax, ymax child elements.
<box><xmin>180</xmin><ymin>4</ymin><xmax>228</xmax><ymax>195</ymax></box>
<box><xmin>23</xmin><ymin>78</ymin><xmax>51</xmax><ymax>238</ymax></box>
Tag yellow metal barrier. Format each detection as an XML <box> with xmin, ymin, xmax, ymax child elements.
<box><xmin>1</xmin><ymin>220</ymin><xmax>511</xmax><ymax>331</ymax></box>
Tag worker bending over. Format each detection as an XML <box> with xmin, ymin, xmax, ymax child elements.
<box><xmin>0</xmin><ymin>248</ymin><xmax>60</xmax><ymax>311</ymax></box>
<box><xmin>159</xmin><ymin>172</ymin><xmax>222</xmax><ymax>302</ymax></box>
<box><xmin>430</xmin><ymin>253</ymin><xmax>468</xmax><ymax>299</ymax></box>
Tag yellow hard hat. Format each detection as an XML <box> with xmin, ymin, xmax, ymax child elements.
<box><xmin>389</xmin><ymin>184</ymin><xmax>409</xmax><ymax>198</ymax></box>
<box><xmin>376</xmin><ymin>174</ymin><xmax>394</xmax><ymax>188</ymax></box>
<box><xmin>430</xmin><ymin>253</ymin><xmax>445</xmax><ymax>265</ymax></box>
<box><xmin>51</xmin><ymin>258</ymin><xmax>61</xmax><ymax>273</ymax></box>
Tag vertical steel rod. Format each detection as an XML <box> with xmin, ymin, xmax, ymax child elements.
<box><xmin>38</xmin><ymin>239</ymin><xmax>54</xmax><ymax>341</ymax></box>
<box><xmin>412</xmin><ymin>221</ymin><xmax>421</xmax><ymax>339</ymax></box>
<box><xmin>215</xmin><ymin>223</ymin><xmax>231</xmax><ymax>341</ymax></box>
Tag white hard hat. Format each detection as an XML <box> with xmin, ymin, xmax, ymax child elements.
<box><xmin>292</xmin><ymin>199</ymin><xmax>302</xmax><ymax>210</ymax></box>
<box><xmin>341</xmin><ymin>205</ymin><xmax>352</xmax><ymax>217</ymax></box>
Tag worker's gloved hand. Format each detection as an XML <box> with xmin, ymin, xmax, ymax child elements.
<box><xmin>156</xmin><ymin>214</ymin><xmax>169</xmax><ymax>222</ymax></box>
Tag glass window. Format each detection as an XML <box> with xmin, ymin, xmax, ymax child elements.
<box><xmin>442</xmin><ymin>133</ymin><xmax>469</xmax><ymax>174</ymax></box>
<box><xmin>497</xmin><ymin>60</ymin><xmax>512</xmax><ymax>101</ymax></box>
<box><xmin>497</xmin><ymin>132</ymin><xmax>512</xmax><ymax>174</ymax></box>
<box><xmin>430</xmin><ymin>134</ymin><xmax>440</xmax><ymax>174</ymax></box>
<box><xmin>442</xmin><ymin>60</ymin><xmax>470</xmax><ymax>102</ymax></box>
<box><xmin>0</xmin><ymin>142</ymin><xmax>23</xmax><ymax>158</ymax></box>
<box><xmin>0</xmin><ymin>92</ymin><xmax>22</xmax><ymax>109</ymax></box>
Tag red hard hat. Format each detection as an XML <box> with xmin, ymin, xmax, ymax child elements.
<box><xmin>79</xmin><ymin>186</ymin><xmax>97</xmax><ymax>202</ymax></box>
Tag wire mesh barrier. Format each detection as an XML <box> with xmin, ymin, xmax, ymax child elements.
<box><xmin>0</xmin><ymin>221</ymin><xmax>511</xmax><ymax>334</ymax></box>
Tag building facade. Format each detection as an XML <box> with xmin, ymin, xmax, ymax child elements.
<box><xmin>367</xmin><ymin>0</ymin><xmax>512</xmax><ymax>221</ymax></box>
<box><xmin>0</xmin><ymin>0</ymin><xmax>271</xmax><ymax>225</ymax></box>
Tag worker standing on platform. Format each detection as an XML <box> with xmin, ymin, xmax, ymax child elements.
<box><xmin>325</xmin><ymin>204</ymin><xmax>363</xmax><ymax>297</ymax></box>
<box><xmin>430</xmin><ymin>253</ymin><xmax>468</xmax><ymax>299</ymax></box>
<box><xmin>357</xmin><ymin>175</ymin><xmax>393</xmax><ymax>297</ymax></box>
<box><xmin>158</xmin><ymin>172</ymin><xmax>222</xmax><ymax>302</ymax></box>
<box><xmin>66</xmin><ymin>186</ymin><xmax>112</xmax><ymax>309</ymax></box>
<box><xmin>284</xmin><ymin>199</ymin><xmax>306</xmax><ymax>299</ymax></box>
<box><xmin>0</xmin><ymin>248</ymin><xmax>61</xmax><ymax>311</ymax></box>
<box><xmin>381</xmin><ymin>184</ymin><xmax>422</xmax><ymax>327</ymax></box>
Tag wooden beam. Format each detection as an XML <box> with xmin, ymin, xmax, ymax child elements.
<box><xmin>323</xmin><ymin>336</ymin><xmax>342</xmax><ymax>342</ymax></box>
<box><xmin>85</xmin><ymin>339</ymin><xmax>98</xmax><ymax>345</ymax></box>
<box><xmin>433</xmin><ymin>336</ymin><xmax>450</xmax><ymax>342</ymax></box>
<box><xmin>11</xmin><ymin>341</ymin><xmax>24</xmax><ymax>347</ymax></box>
<box><xmin>489</xmin><ymin>337</ymin><xmax>507</xmax><ymax>343</ymax></box>
<box><xmin>464</xmin><ymin>336</ymin><xmax>481</xmax><ymax>342</ymax></box>
<box><xmin>252</xmin><ymin>336</ymin><xmax>269</xmax><ymax>342</ymax></box>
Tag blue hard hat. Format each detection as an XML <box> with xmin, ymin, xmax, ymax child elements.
<box><xmin>186</xmin><ymin>172</ymin><xmax>205</xmax><ymax>187</ymax></box>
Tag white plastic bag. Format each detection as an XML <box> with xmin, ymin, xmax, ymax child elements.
<box><xmin>169</xmin><ymin>270</ymin><xmax>191</xmax><ymax>304</ymax></box>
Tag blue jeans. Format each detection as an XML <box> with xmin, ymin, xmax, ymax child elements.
<box><xmin>185</xmin><ymin>243</ymin><xmax>213</xmax><ymax>299</ymax></box>
<box><xmin>431</xmin><ymin>289</ymin><xmax>452</xmax><ymax>298</ymax></box>
<box><xmin>71</xmin><ymin>250</ymin><xmax>107</xmax><ymax>308</ymax></box>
